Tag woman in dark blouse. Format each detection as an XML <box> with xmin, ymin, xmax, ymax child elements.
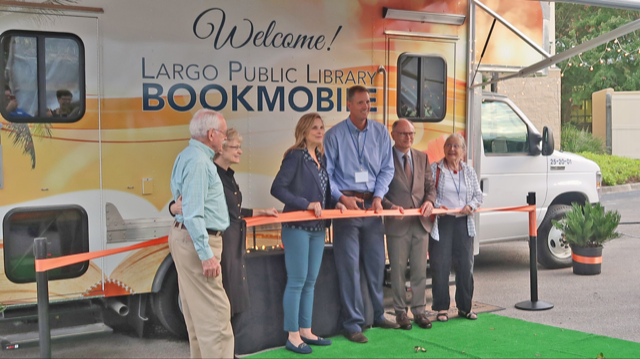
<box><xmin>271</xmin><ymin>113</ymin><xmax>345</xmax><ymax>354</ymax></box>
<box><xmin>170</xmin><ymin>128</ymin><xmax>278</xmax><ymax>324</ymax></box>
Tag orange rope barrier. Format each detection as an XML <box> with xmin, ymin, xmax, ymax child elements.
<box><xmin>34</xmin><ymin>205</ymin><xmax>537</xmax><ymax>272</ymax></box>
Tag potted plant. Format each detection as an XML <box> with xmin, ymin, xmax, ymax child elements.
<box><xmin>552</xmin><ymin>202</ymin><xmax>621</xmax><ymax>275</ymax></box>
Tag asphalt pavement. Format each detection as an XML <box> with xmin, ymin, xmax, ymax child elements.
<box><xmin>473</xmin><ymin>190</ymin><xmax>640</xmax><ymax>344</ymax></box>
<box><xmin>2</xmin><ymin>191</ymin><xmax>639</xmax><ymax>358</ymax></box>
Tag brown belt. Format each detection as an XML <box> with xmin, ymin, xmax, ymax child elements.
<box><xmin>341</xmin><ymin>190</ymin><xmax>374</xmax><ymax>200</ymax></box>
<box><xmin>173</xmin><ymin>221</ymin><xmax>223</xmax><ymax>236</ymax></box>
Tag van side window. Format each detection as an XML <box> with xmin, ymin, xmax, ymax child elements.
<box><xmin>481</xmin><ymin>101</ymin><xmax>529</xmax><ymax>155</ymax></box>
<box><xmin>0</xmin><ymin>31</ymin><xmax>85</xmax><ymax>123</ymax></box>
<box><xmin>397</xmin><ymin>54</ymin><xmax>446</xmax><ymax>122</ymax></box>
<box><xmin>3</xmin><ymin>205</ymin><xmax>89</xmax><ymax>284</ymax></box>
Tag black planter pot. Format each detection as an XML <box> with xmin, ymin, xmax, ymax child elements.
<box><xmin>571</xmin><ymin>245</ymin><xmax>603</xmax><ymax>275</ymax></box>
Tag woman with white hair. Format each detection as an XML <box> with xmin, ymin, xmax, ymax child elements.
<box><xmin>429</xmin><ymin>133</ymin><xmax>483</xmax><ymax>322</ymax></box>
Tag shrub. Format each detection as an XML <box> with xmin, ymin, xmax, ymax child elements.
<box><xmin>578</xmin><ymin>152</ymin><xmax>640</xmax><ymax>185</ymax></box>
<box><xmin>552</xmin><ymin>202</ymin><xmax>620</xmax><ymax>248</ymax></box>
<box><xmin>561</xmin><ymin>124</ymin><xmax>605</xmax><ymax>154</ymax></box>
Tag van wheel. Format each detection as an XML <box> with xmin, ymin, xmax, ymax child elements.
<box><xmin>151</xmin><ymin>266</ymin><xmax>188</xmax><ymax>339</ymax></box>
<box><xmin>537</xmin><ymin>204</ymin><xmax>572</xmax><ymax>269</ymax></box>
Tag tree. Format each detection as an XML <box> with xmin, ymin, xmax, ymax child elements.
<box><xmin>556</xmin><ymin>4</ymin><xmax>640</xmax><ymax>125</ymax></box>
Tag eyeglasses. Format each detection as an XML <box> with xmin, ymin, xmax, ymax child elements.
<box><xmin>226</xmin><ymin>145</ymin><xmax>241</xmax><ymax>151</ymax></box>
<box><xmin>211</xmin><ymin>128</ymin><xmax>226</xmax><ymax>137</ymax></box>
<box><xmin>444</xmin><ymin>143</ymin><xmax>463</xmax><ymax>149</ymax></box>
<box><xmin>396</xmin><ymin>131</ymin><xmax>416</xmax><ymax>137</ymax></box>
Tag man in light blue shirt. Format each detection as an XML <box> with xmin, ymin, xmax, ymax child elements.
<box><xmin>324</xmin><ymin>85</ymin><xmax>397</xmax><ymax>343</ymax></box>
<box><xmin>168</xmin><ymin>109</ymin><xmax>234</xmax><ymax>359</ymax></box>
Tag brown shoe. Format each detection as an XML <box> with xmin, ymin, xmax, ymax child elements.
<box><xmin>344</xmin><ymin>331</ymin><xmax>368</xmax><ymax>343</ymax></box>
<box><xmin>413</xmin><ymin>313</ymin><xmax>433</xmax><ymax>329</ymax></box>
<box><xmin>395</xmin><ymin>312</ymin><xmax>412</xmax><ymax>330</ymax></box>
<box><xmin>373</xmin><ymin>318</ymin><xmax>400</xmax><ymax>329</ymax></box>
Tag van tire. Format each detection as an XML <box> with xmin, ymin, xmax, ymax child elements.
<box><xmin>151</xmin><ymin>266</ymin><xmax>188</xmax><ymax>339</ymax></box>
<box><xmin>537</xmin><ymin>204</ymin><xmax>572</xmax><ymax>269</ymax></box>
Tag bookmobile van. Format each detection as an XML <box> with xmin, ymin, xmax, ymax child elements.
<box><xmin>1</xmin><ymin>0</ymin><xmax>636</xmax><ymax>352</ymax></box>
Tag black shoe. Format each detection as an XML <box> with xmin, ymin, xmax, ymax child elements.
<box><xmin>413</xmin><ymin>313</ymin><xmax>433</xmax><ymax>329</ymax></box>
<box><xmin>373</xmin><ymin>318</ymin><xmax>400</xmax><ymax>329</ymax></box>
<box><xmin>344</xmin><ymin>331</ymin><xmax>368</xmax><ymax>343</ymax></box>
<box><xmin>395</xmin><ymin>312</ymin><xmax>412</xmax><ymax>330</ymax></box>
<box><xmin>286</xmin><ymin>340</ymin><xmax>312</xmax><ymax>354</ymax></box>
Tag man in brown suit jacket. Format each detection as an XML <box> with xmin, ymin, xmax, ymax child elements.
<box><xmin>382</xmin><ymin>119</ymin><xmax>436</xmax><ymax>330</ymax></box>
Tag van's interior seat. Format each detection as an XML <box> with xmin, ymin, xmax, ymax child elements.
<box><xmin>491</xmin><ymin>138</ymin><xmax>508</xmax><ymax>153</ymax></box>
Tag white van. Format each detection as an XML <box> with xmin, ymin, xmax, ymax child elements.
<box><xmin>0</xmin><ymin>0</ymin><xmax>631</xmax><ymax>348</ymax></box>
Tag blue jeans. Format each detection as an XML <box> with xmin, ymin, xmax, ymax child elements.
<box><xmin>282</xmin><ymin>227</ymin><xmax>326</xmax><ymax>332</ymax></box>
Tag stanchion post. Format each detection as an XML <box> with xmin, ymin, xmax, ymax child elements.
<box><xmin>515</xmin><ymin>192</ymin><xmax>553</xmax><ymax>311</ymax></box>
<box><xmin>34</xmin><ymin>237</ymin><xmax>51</xmax><ymax>358</ymax></box>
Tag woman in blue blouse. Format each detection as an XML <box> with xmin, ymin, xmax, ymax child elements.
<box><xmin>271</xmin><ymin>113</ymin><xmax>345</xmax><ymax>355</ymax></box>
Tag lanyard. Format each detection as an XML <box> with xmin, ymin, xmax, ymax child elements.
<box><xmin>447</xmin><ymin>166</ymin><xmax>462</xmax><ymax>204</ymax></box>
<box><xmin>348</xmin><ymin>124</ymin><xmax>367</xmax><ymax>170</ymax></box>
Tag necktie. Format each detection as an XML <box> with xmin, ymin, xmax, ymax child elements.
<box><xmin>403</xmin><ymin>153</ymin><xmax>412</xmax><ymax>183</ymax></box>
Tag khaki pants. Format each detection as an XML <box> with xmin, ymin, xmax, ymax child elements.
<box><xmin>386</xmin><ymin>218</ymin><xmax>429</xmax><ymax>316</ymax></box>
<box><xmin>169</xmin><ymin>224</ymin><xmax>234</xmax><ymax>359</ymax></box>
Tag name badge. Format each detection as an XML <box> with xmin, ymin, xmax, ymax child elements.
<box><xmin>355</xmin><ymin>171</ymin><xmax>369</xmax><ymax>183</ymax></box>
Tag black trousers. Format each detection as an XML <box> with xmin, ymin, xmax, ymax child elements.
<box><xmin>429</xmin><ymin>215</ymin><xmax>474</xmax><ymax>313</ymax></box>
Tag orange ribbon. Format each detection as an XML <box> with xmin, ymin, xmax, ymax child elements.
<box><xmin>245</xmin><ymin>204</ymin><xmax>536</xmax><ymax>227</ymax></box>
<box><xmin>34</xmin><ymin>204</ymin><xmax>536</xmax><ymax>272</ymax></box>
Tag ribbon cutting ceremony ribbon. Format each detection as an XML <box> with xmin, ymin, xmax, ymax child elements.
<box><xmin>244</xmin><ymin>204</ymin><xmax>536</xmax><ymax>227</ymax></box>
<box><xmin>35</xmin><ymin>205</ymin><xmax>536</xmax><ymax>273</ymax></box>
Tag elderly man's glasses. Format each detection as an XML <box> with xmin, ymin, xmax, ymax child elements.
<box><xmin>211</xmin><ymin>128</ymin><xmax>226</xmax><ymax>137</ymax></box>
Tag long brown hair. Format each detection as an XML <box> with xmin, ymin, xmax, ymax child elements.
<box><xmin>284</xmin><ymin>113</ymin><xmax>324</xmax><ymax>158</ymax></box>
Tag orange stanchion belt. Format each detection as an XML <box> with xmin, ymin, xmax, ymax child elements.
<box><xmin>35</xmin><ymin>204</ymin><xmax>536</xmax><ymax>273</ymax></box>
<box><xmin>35</xmin><ymin>236</ymin><xmax>169</xmax><ymax>273</ymax></box>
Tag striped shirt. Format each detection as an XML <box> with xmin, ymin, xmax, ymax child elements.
<box><xmin>430</xmin><ymin>159</ymin><xmax>483</xmax><ymax>241</ymax></box>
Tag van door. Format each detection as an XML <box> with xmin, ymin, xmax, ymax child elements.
<box><xmin>478</xmin><ymin>97</ymin><xmax>547</xmax><ymax>243</ymax></box>
<box><xmin>0</xmin><ymin>12</ymin><xmax>102</xmax><ymax>302</ymax></box>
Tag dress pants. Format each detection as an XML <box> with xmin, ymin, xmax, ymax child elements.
<box><xmin>429</xmin><ymin>215</ymin><xmax>474</xmax><ymax>313</ymax></box>
<box><xmin>169</xmin><ymin>224</ymin><xmax>234</xmax><ymax>359</ymax></box>
<box><xmin>386</xmin><ymin>218</ymin><xmax>429</xmax><ymax>316</ymax></box>
<box><xmin>333</xmin><ymin>201</ymin><xmax>386</xmax><ymax>334</ymax></box>
<box><xmin>281</xmin><ymin>227</ymin><xmax>326</xmax><ymax>332</ymax></box>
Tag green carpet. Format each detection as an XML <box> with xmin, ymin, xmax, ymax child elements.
<box><xmin>247</xmin><ymin>313</ymin><xmax>640</xmax><ymax>358</ymax></box>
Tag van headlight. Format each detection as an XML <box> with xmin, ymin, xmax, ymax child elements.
<box><xmin>596</xmin><ymin>171</ymin><xmax>602</xmax><ymax>200</ymax></box>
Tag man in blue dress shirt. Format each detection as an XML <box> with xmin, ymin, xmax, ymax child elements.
<box><xmin>169</xmin><ymin>109</ymin><xmax>233</xmax><ymax>358</ymax></box>
<box><xmin>324</xmin><ymin>85</ymin><xmax>398</xmax><ymax>343</ymax></box>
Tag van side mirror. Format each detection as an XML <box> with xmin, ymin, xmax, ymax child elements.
<box><xmin>542</xmin><ymin>126</ymin><xmax>554</xmax><ymax>156</ymax></box>
<box><xmin>528</xmin><ymin>131</ymin><xmax>542</xmax><ymax>156</ymax></box>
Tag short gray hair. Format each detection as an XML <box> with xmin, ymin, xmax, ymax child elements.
<box><xmin>445</xmin><ymin>133</ymin><xmax>467</xmax><ymax>151</ymax></box>
<box><xmin>189</xmin><ymin>109</ymin><xmax>223</xmax><ymax>138</ymax></box>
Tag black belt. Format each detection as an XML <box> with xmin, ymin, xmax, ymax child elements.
<box><xmin>173</xmin><ymin>221</ymin><xmax>223</xmax><ymax>236</ymax></box>
<box><xmin>342</xmin><ymin>190</ymin><xmax>374</xmax><ymax>200</ymax></box>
